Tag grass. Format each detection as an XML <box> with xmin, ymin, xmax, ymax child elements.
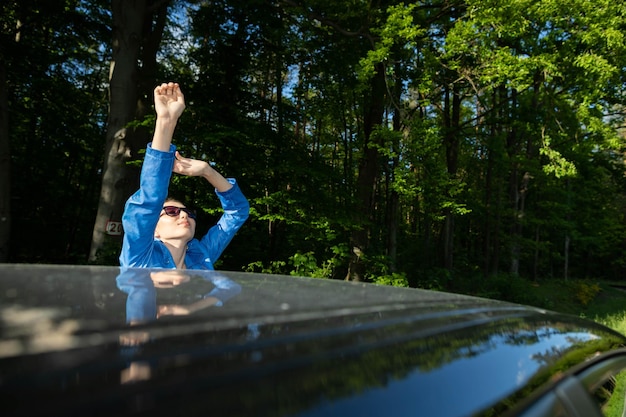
<box><xmin>590</xmin><ymin>283</ymin><xmax>626</xmax><ymax>335</ymax></box>
<box><xmin>528</xmin><ymin>279</ymin><xmax>626</xmax><ymax>334</ymax></box>
<box><xmin>453</xmin><ymin>275</ymin><xmax>626</xmax><ymax>335</ymax></box>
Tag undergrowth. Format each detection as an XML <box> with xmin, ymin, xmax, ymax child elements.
<box><xmin>441</xmin><ymin>273</ymin><xmax>626</xmax><ymax>334</ymax></box>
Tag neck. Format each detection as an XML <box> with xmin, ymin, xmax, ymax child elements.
<box><xmin>161</xmin><ymin>239</ymin><xmax>188</xmax><ymax>269</ymax></box>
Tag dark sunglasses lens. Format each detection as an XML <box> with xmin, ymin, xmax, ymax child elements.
<box><xmin>163</xmin><ymin>206</ymin><xmax>196</xmax><ymax>219</ymax></box>
<box><xmin>163</xmin><ymin>206</ymin><xmax>181</xmax><ymax>216</ymax></box>
<box><xmin>184</xmin><ymin>208</ymin><xmax>196</xmax><ymax>219</ymax></box>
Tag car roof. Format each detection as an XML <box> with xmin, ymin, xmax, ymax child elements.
<box><xmin>1</xmin><ymin>264</ymin><xmax>625</xmax><ymax>417</ymax></box>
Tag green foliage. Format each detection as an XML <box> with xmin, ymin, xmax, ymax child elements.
<box><xmin>88</xmin><ymin>238</ymin><xmax>123</xmax><ymax>266</ymax></box>
<box><xmin>597</xmin><ymin>310</ymin><xmax>626</xmax><ymax>339</ymax></box>
<box><xmin>290</xmin><ymin>243</ymin><xmax>350</xmax><ymax>278</ymax></box>
<box><xmin>571</xmin><ymin>280</ymin><xmax>602</xmax><ymax>307</ymax></box>
<box><xmin>4</xmin><ymin>0</ymin><xmax>108</xmax><ymax>264</ymax></box>
<box><xmin>539</xmin><ymin>136</ymin><xmax>577</xmax><ymax>178</ymax></box>
<box><xmin>412</xmin><ymin>268</ymin><xmax>450</xmax><ymax>292</ymax></box>
<box><xmin>289</xmin><ymin>251</ymin><xmax>337</xmax><ymax>279</ymax></box>
<box><xmin>370</xmin><ymin>272</ymin><xmax>409</xmax><ymax>288</ymax></box>
<box><xmin>358</xmin><ymin>3</ymin><xmax>424</xmax><ymax>82</ymax></box>
<box><xmin>459</xmin><ymin>273</ymin><xmax>545</xmax><ymax>307</ymax></box>
<box><xmin>244</xmin><ymin>260</ymin><xmax>287</xmax><ymax>275</ymax></box>
<box><xmin>600</xmin><ymin>373</ymin><xmax>626</xmax><ymax>417</ymax></box>
<box><xmin>4</xmin><ymin>0</ymin><xmax>626</xmax><ymax>291</ymax></box>
<box><xmin>243</xmin><ymin>244</ymin><xmax>350</xmax><ymax>279</ymax></box>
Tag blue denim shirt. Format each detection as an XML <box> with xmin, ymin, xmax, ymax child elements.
<box><xmin>119</xmin><ymin>144</ymin><xmax>249</xmax><ymax>269</ymax></box>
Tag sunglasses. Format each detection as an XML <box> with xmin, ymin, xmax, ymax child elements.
<box><xmin>161</xmin><ymin>206</ymin><xmax>197</xmax><ymax>219</ymax></box>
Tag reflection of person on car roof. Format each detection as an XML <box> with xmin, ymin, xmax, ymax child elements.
<box><xmin>119</xmin><ymin>82</ymin><xmax>249</xmax><ymax>270</ymax></box>
<box><xmin>116</xmin><ymin>268</ymin><xmax>241</xmax><ymax>384</ymax></box>
<box><xmin>116</xmin><ymin>268</ymin><xmax>241</xmax><ymax>325</ymax></box>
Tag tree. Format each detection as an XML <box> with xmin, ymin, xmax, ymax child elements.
<box><xmin>2</xmin><ymin>0</ymin><xmax>626</xmax><ymax>287</ymax></box>
<box><xmin>0</xmin><ymin>60</ymin><xmax>9</xmax><ymax>263</ymax></box>
<box><xmin>2</xmin><ymin>0</ymin><xmax>110</xmax><ymax>263</ymax></box>
<box><xmin>441</xmin><ymin>0</ymin><xmax>626</xmax><ymax>279</ymax></box>
<box><xmin>0</xmin><ymin>4</ymin><xmax>15</xmax><ymax>262</ymax></box>
<box><xmin>89</xmin><ymin>0</ymin><xmax>172</xmax><ymax>263</ymax></box>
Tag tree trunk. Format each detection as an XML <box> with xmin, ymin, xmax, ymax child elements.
<box><xmin>89</xmin><ymin>0</ymin><xmax>147</xmax><ymax>263</ymax></box>
<box><xmin>564</xmin><ymin>234</ymin><xmax>570</xmax><ymax>280</ymax></box>
<box><xmin>506</xmin><ymin>89</ymin><xmax>524</xmax><ymax>276</ymax></box>
<box><xmin>386</xmin><ymin>189</ymin><xmax>399</xmax><ymax>272</ymax></box>
<box><xmin>533</xmin><ymin>225</ymin><xmax>540</xmax><ymax>281</ymax></box>
<box><xmin>442</xmin><ymin>82</ymin><xmax>461</xmax><ymax>270</ymax></box>
<box><xmin>563</xmin><ymin>179</ymin><xmax>571</xmax><ymax>280</ymax></box>
<box><xmin>0</xmin><ymin>60</ymin><xmax>9</xmax><ymax>262</ymax></box>
<box><xmin>345</xmin><ymin>65</ymin><xmax>385</xmax><ymax>281</ymax></box>
<box><xmin>385</xmin><ymin>62</ymin><xmax>403</xmax><ymax>273</ymax></box>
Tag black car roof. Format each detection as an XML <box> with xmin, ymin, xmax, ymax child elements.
<box><xmin>1</xmin><ymin>264</ymin><xmax>625</xmax><ymax>417</ymax></box>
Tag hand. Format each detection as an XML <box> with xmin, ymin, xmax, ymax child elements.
<box><xmin>173</xmin><ymin>151</ymin><xmax>233</xmax><ymax>192</ymax></box>
<box><xmin>157</xmin><ymin>304</ymin><xmax>191</xmax><ymax>317</ymax></box>
<box><xmin>154</xmin><ymin>82</ymin><xmax>185</xmax><ymax>121</ymax></box>
<box><xmin>173</xmin><ymin>151</ymin><xmax>210</xmax><ymax>177</ymax></box>
<box><xmin>119</xmin><ymin>330</ymin><xmax>150</xmax><ymax>346</ymax></box>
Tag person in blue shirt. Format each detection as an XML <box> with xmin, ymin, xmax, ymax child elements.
<box><xmin>120</xmin><ymin>82</ymin><xmax>249</xmax><ymax>269</ymax></box>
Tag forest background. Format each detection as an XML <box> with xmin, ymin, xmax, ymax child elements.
<box><xmin>2</xmin><ymin>0</ymin><xmax>626</xmax><ymax>298</ymax></box>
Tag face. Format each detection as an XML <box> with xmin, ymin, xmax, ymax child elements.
<box><xmin>150</xmin><ymin>270</ymin><xmax>191</xmax><ymax>288</ymax></box>
<box><xmin>154</xmin><ymin>201</ymin><xmax>196</xmax><ymax>242</ymax></box>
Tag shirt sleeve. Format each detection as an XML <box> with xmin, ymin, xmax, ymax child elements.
<box><xmin>119</xmin><ymin>144</ymin><xmax>176</xmax><ymax>267</ymax></box>
<box><xmin>116</xmin><ymin>268</ymin><xmax>157</xmax><ymax>323</ymax></box>
<box><xmin>196</xmin><ymin>179</ymin><xmax>250</xmax><ymax>265</ymax></box>
<box><xmin>202</xmin><ymin>273</ymin><xmax>242</xmax><ymax>306</ymax></box>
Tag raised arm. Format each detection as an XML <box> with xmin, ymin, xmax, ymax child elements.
<box><xmin>152</xmin><ymin>82</ymin><xmax>186</xmax><ymax>152</ymax></box>
<box><xmin>119</xmin><ymin>83</ymin><xmax>184</xmax><ymax>268</ymax></box>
